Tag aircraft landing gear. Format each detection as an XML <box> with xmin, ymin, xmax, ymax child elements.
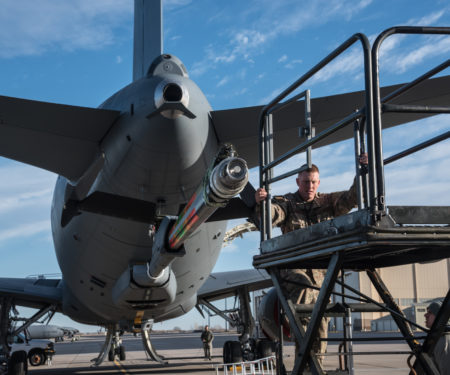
<box><xmin>107</xmin><ymin>330</ymin><xmax>125</xmax><ymax>362</ymax></box>
<box><xmin>91</xmin><ymin>326</ymin><xmax>126</xmax><ymax>366</ymax></box>
<box><xmin>91</xmin><ymin>325</ymin><xmax>114</xmax><ymax>367</ymax></box>
<box><xmin>141</xmin><ymin>321</ymin><xmax>167</xmax><ymax>364</ymax></box>
<box><xmin>200</xmin><ymin>287</ymin><xmax>274</xmax><ymax>364</ymax></box>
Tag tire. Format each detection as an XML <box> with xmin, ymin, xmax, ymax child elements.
<box><xmin>28</xmin><ymin>349</ymin><xmax>45</xmax><ymax>366</ymax></box>
<box><xmin>223</xmin><ymin>341</ymin><xmax>232</xmax><ymax>363</ymax></box>
<box><xmin>108</xmin><ymin>349</ymin><xmax>114</xmax><ymax>361</ymax></box>
<box><xmin>257</xmin><ymin>340</ymin><xmax>273</xmax><ymax>359</ymax></box>
<box><xmin>223</xmin><ymin>341</ymin><xmax>242</xmax><ymax>364</ymax></box>
<box><xmin>119</xmin><ymin>346</ymin><xmax>126</xmax><ymax>361</ymax></box>
<box><xmin>8</xmin><ymin>351</ymin><xmax>27</xmax><ymax>375</ymax></box>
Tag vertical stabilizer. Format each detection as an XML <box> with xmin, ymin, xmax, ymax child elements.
<box><xmin>133</xmin><ymin>0</ymin><xmax>163</xmax><ymax>81</ymax></box>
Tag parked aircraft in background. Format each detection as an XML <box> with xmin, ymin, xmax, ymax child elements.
<box><xmin>25</xmin><ymin>325</ymin><xmax>64</xmax><ymax>341</ymax></box>
<box><xmin>25</xmin><ymin>325</ymin><xmax>79</xmax><ymax>342</ymax></box>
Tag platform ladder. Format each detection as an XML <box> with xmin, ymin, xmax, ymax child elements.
<box><xmin>254</xmin><ymin>26</ymin><xmax>450</xmax><ymax>375</ymax></box>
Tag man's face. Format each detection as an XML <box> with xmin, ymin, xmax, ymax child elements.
<box><xmin>296</xmin><ymin>171</ymin><xmax>320</xmax><ymax>202</ymax></box>
<box><xmin>424</xmin><ymin>309</ymin><xmax>435</xmax><ymax>328</ymax></box>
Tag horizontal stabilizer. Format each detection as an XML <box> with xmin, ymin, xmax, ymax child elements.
<box><xmin>0</xmin><ymin>277</ymin><xmax>62</xmax><ymax>310</ymax></box>
<box><xmin>211</xmin><ymin>75</ymin><xmax>450</xmax><ymax>168</ymax></box>
<box><xmin>0</xmin><ymin>95</ymin><xmax>120</xmax><ymax>181</ymax></box>
<box><xmin>62</xmin><ymin>191</ymin><xmax>156</xmax><ymax>227</ymax></box>
<box><xmin>198</xmin><ymin>269</ymin><xmax>272</xmax><ymax>302</ymax></box>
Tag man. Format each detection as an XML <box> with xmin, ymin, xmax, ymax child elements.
<box><xmin>254</xmin><ymin>155</ymin><xmax>367</xmax><ymax>362</ymax></box>
<box><xmin>200</xmin><ymin>325</ymin><xmax>213</xmax><ymax>360</ymax></box>
<box><xmin>424</xmin><ymin>301</ymin><xmax>450</xmax><ymax>374</ymax></box>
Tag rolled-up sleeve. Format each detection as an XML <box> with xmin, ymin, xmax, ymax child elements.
<box><xmin>254</xmin><ymin>196</ymin><xmax>288</xmax><ymax>228</ymax></box>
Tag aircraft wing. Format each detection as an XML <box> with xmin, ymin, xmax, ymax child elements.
<box><xmin>0</xmin><ymin>95</ymin><xmax>120</xmax><ymax>181</ymax></box>
<box><xmin>198</xmin><ymin>269</ymin><xmax>272</xmax><ymax>302</ymax></box>
<box><xmin>0</xmin><ymin>277</ymin><xmax>63</xmax><ymax>310</ymax></box>
<box><xmin>211</xmin><ymin>75</ymin><xmax>450</xmax><ymax>168</ymax></box>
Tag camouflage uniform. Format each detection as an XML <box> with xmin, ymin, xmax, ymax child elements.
<box><xmin>201</xmin><ymin>329</ymin><xmax>214</xmax><ymax>360</ymax></box>
<box><xmin>261</xmin><ymin>180</ymin><xmax>357</xmax><ymax>362</ymax></box>
<box><xmin>433</xmin><ymin>333</ymin><xmax>450</xmax><ymax>375</ymax></box>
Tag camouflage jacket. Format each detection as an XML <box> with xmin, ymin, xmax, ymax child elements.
<box><xmin>254</xmin><ymin>180</ymin><xmax>357</xmax><ymax>285</ymax></box>
<box><xmin>201</xmin><ymin>330</ymin><xmax>213</xmax><ymax>343</ymax></box>
<box><xmin>269</xmin><ymin>179</ymin><xmax>357</xmax><ymax>234</ymax></box>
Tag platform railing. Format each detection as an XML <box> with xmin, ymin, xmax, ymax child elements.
<box><xmin>371</xmin><ymin>26</ymin><xmax>450</xmax><ymax>215</ymax></box>
<box><xmin>258</xmin><ymin>33</ymin><xmax>373</xmax><ymax>242</ymax></box>
<box><xmin>214</xmin><ymin>356</ymin><xmax>276</xmax><ymax>375</ymax></box>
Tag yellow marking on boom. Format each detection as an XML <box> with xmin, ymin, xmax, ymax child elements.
<box><xmin>133</xmin><ymin>310</ymin><xmax>145</xmax><ymax>332</ymax></box>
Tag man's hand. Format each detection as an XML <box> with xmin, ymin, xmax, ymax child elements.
<box><xmin>255</xmin><ymin>187</ymin><xmax>268</xmax><ymax>204</ymax></box>
<box><xmin>359</xmin><ymin>153</ymin><xmax>368</xmax><ymax>165</ymax></box>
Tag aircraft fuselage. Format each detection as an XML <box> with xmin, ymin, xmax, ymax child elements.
<box><xmin>50</xmin><ymin>55</ymin><xmax>226</xmax><ymax>327</ymax></box>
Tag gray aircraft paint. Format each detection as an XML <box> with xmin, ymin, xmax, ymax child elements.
<box><xmin>50</xmin><ymin>54</ymin><xmax>225</xmax><ymax>326</ymax></box>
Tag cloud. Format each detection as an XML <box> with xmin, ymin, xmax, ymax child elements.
<box><xmin>389</xmin><ymin>36</ymin><xmax>450</xmax><ymax>73</ymax></box>
<box><xmin>217</xmin><ymin>76</ymin><xmax>230</xmax><ymax>87</ymax></box>
<box><xmin>374</xmin><ymin>9</ymin><xmax>449</xmax><ymax>74</ymax></box>
<box><xmin>0</xmin><ymin>163</ymin><xmax>55</xmax><ymax>243</ymax></box>
<box><xmin>285</xmin><ymin>59</ymin><xmax>302</xmax><ymax>69</ymax></box>
<box><xmin>258</xmin><ymin>80</ymin><xmax>294</xmax><ymax>105</ymax></box>
<box><xmin>164</xmin><ymin>0</ymin><xmax>192</xmax><ymax>10</ymax></box>
<box><xmin>0</xmin><ymin>188</ymin><xmax>53</xmax><ymax>214</ymax></box>
<box><xmin>190</xmin><ymin>0</ymin><xmax>373</xmax><ymax>77</ymax></box>
<box><xmin>308</xmin><ymin>47</ymin><xmax>364</xmax><ymax>85</ymax></box>
<box><xmin>278</xmin><ymin>54</ymin><xmax>288</xmax><ymax>63</ymax></box>
<box><xmin>0</xmin><ymin>220</ymin><xmax>50</xmax><ymax>242</ymax></box>
<box><xmin>221</xmin><ymin>243</ymin><xmax>238</xmax><ymax>253</ymax></box>
<box><xmin>0</xmin><ymin>0</ymin><xmax>132</xmax><ymax>58</ymax></box>
<box><xmin>408</xmin><ymin>10</ymin><xmax>446</xmax><ymax>25</ymax></box>
<box><xmin>295</xmin><ymin>8</ymin><xmax>450</xmax><ymax>85</ymax></box>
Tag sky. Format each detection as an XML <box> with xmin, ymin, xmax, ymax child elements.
<box><xmin>0</xmin><ymin>0</ymin><xmax>449</xmax><ymax>333</ymax></box>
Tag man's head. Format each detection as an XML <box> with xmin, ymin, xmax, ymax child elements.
<box><xmin>205</xmin><ymin>325</ymin><xmax>209</xmax><ymax>330</ymax></box>
<box><xmin>296</xmin><ymin>164</ymin><xmax>320</xmax><ymax>202</ymax></box>
<box><xmin>424</xmin><ymin>301</ymin><xmax>442</xmax><ymax>328</ymax></box>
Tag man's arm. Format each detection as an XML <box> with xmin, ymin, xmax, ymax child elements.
<box><xmin>254</xmin><ymin>188</ymin><xmax>288</xmax><ymax>228</ymax></box>
<box><xmin>329</xmin><ymin>153</ymin><xmax>368</xmax><ymax>216</ymax></box>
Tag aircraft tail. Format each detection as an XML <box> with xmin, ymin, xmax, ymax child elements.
<box><xmin>133</xmin><ymin>0</ymin><xmax>163</xmax><ymax>82</ymax></box>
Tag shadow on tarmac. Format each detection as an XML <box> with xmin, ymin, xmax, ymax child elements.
<box><xmin>29</xmin><ymin>356</ymin><xmax>222</xmax><ymax>374</ymax></box>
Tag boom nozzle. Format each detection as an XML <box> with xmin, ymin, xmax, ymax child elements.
<box><xmin>167</xmin><ymin>156</ymin><xmax>249</xmax><ymax>250</ymax></box>
<box><xmin>210</xmin><ymin>158</ymin><xmax>248</xmax><ymax>201</ymax></box>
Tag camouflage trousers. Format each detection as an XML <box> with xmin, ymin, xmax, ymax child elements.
<box><xmin>280</xmin><ymin>268</ymin><xmax>329</xmax><ymax>365</ymax></box>
<box><xmin>203</xmin><ymin>342</ymin><xmax>212</xmax><ymax>359</ymax></box>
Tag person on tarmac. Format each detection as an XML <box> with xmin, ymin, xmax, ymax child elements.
<box><xmin>200</xmin><ymin>325</ymin><xmax>214</xmax><ymax>360</ymax></box>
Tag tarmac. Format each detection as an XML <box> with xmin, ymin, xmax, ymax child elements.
<box><xmin>27</xmin><ymin>331</ymin><xmax>414</xmax><ymax>374</ymax></box>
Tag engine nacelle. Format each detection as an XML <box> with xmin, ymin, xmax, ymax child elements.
<box><xmin>257</xmin><ymin>288</ymin><xmax>293</xmax><ymax>342</ymax></box>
